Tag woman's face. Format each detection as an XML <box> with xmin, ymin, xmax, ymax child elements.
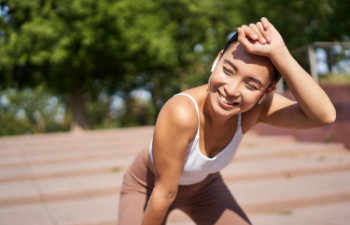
<box><xmin>208</xmin><ymin>42</ymin><xmax>274</xmax><ymax>117</ymax></box>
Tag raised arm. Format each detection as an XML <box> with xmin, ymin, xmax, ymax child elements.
<box><xmin>238</xmin><ymin>17</ymin><xmax>336</xmax><ymax>129</ymax></box>
<box><xmin>142</xmin><ymin>96</ymin><xmax>197</xmax><ymax>225</ymax></box>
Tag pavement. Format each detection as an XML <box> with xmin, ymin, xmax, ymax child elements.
<box><xmin>0</xmin><ymin>126</ymin><xmax>349</xmax><ymax>225</ymax></box>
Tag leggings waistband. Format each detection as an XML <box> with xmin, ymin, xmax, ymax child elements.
<box><xmin>123</xmin><ymin>150</ymin><xmax>222</xmax><ymax>198</ymax></box>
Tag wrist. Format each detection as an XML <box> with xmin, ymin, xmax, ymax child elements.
<box><xmin>269</xmin><ymin>45</ymin><xmax>291</xmax><ymax>67</ymax></box>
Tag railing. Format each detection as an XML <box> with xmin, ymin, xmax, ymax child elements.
<box><xmin>275</xmin><ymin>42</ymin><xmax>350</xmax><ymax>93</ymax></box>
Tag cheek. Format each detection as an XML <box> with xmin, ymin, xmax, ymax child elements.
<box><xmin>240</xmin><ymin>90</ymin><xmax>262</xmax><ymax>108</ymax></box>
<box><xmin>242</xmin><ymin>90</ymin><xmax>258</xmax><ymax>100</ymax></box>
<box><xmin>209</xmin><ymin>73</ymin><xmax>227</xmax><ymax>89</ymax></box>
<box><xmin>208</xmin><ymin>76</ymin><xmax>218</xmax><ymax>92</ymax></box>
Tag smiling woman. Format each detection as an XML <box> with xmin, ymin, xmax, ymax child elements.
<box><xmin>208</xmin><ymin>42</ymin><xmax>276</xmax><ymax>118</ymax></box>
<box><xmin>117</xmin><ymin>17</ymin><xmax>336</xmax><ymax>225</ymax></box>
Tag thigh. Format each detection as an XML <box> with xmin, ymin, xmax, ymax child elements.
<box><xmin>118</xmin><ymin>173</ymin><xmax>170</xmax><ymax>225</ymax></box>
<box><xmin>118</xmin><ymin>191</ymin><xmax>148</xmax><ymax>225</ymax></box>
<box><xmin>117</xmin><ymin>151</ymin><xmax>154</xmax><ymax>225</ymax></box>
<box><xmin>180</xmin><ymin>174</ymin><xmax>251</xmax><ymax>225</ymax></box>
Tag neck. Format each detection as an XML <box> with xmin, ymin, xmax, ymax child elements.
<box><xmin>202</xmin><ymin>91</ymin><xmax>237</xmax><ymax>126</ymax></box>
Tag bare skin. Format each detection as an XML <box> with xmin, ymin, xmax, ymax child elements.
<box><xmin>141</xmin><ymin>17</ymin><xmax>336</xmax><ymax>225</ymax></box>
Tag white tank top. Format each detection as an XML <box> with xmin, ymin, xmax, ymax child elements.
<box><xmin>149</xmin><ymin>93</ymin><xmax>243</xmax><ymax>185</ymax></box>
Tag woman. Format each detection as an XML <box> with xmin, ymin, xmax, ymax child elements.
<box><xmin>118</xmin><ymin>17</ymin><xmax>336</xmax><ymax>225</ymax></box>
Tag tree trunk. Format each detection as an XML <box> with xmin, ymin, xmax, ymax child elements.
<box><xmin>70</xmin><ymin>87</ymin><xmax>89</xmax><ymax>132</ymax></box>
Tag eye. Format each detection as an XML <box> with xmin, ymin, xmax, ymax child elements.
<box><xmin>223</xmin><ymin>67</ymin><xmax>233</xmax><ymax>75</ymax></box>
<box><xmin>246</xmin><ymin>82</ymin><xmax>258</xmax><ymax>90</ymax></box>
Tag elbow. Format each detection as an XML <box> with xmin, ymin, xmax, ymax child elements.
<box><xmin>320</xmin><ymin>108</ymin><xmax>336</xmax><ymax>125</ymax></box>
<box><xmin>153</xmin><ymin>184</ymin><xmax>178</xmax><ymax>203</ymax></box>
<box><xmin>164</xmin><ymin>188</ymin><xmax>178</xmax><ymax>202</ymax></box>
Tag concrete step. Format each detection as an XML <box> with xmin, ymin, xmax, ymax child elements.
<box><xmin>0</xmin><ymin>127</ymin><xmax>349</xmax><ymax>225</ymax></box>
<box><xmin>0</xmin><ymin>157</ymin><xmax>127</xmax><ymax>182</ymax></box>
<box><xmin>1</xmin><ymin>149</ymin><xmax>349</xmax><ymax>206</ymax></box>
<box><xmin>0</xmin><ymin>129</ymin><xmax>297</xmax><ymax>157</ymax></box>
<box><xmin>235</xmin><ymin>141</ymin><xmax>346</xmax><ymax>160</ymax></box>
<box><xmin>0</xmin><ymin>146</ymin><xmax>143</xmax><ymax>168</ymax></box>
<box><xmin>0</xmin><ymin>135</ymin><xmax>151</xmax><ymax>157</ymax></box>
<box><xmin>166</xmin><ymin>170</ymin><xmax>350</xmax><ymax>223</ymax></box>
<box><xmin>0</xmin><ymin>195</ymin><xmax>118</xmax><ymax>225</ymax></box>
<box><xmin>0</xmin><ymin>139</ymin><xmax>345</xmax><ymax>168</ymax></box>
<box><xmin>227</xmin><ymin>170</ymin><xmax>350</xmax><ymax>213</ymax></box>
<box><xmin>0</xmin><ymin>141</ymin><xmax>346</xmax><ymax>183</ymax></box>
<box><xmin>0</xmin><ymin>127</ymin><xmax>154</xmax><ymax>156</ymax></box>
<box><xmin>249</xmin><ymin>201</ymin><xmax>350</xmax><ymax>225</ymax></box>
<box><xmin>167</xmin><ymin>201</ymin><xmax>350</xmax><ymax>225</ymax></box>
<box><xmin>1</xmin><ymin>169</ymin><xmax>349</xmax><ymax>225</ymax></box>
<box><xmin>0</xmin><ymin>126</ymin><xmax>154</xmax><ymax>146</ymax></box>
<box><xmin>2</xmin><ymin>197</ymin><xmax>349</xmax><ymax>225</ymax></box>
<box><xmin>223</xmin><ymin>150</ymin><xmax>350</xmax><ymax>180</ymax></box>
<box><xmin>0</xmin><ymin>172</ymin><xmax>123</xmax><ymax>206</ymax></box>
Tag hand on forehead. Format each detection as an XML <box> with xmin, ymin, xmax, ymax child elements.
<box><xmin>225</xmin><ymin>42</ymin><xmax>275</xmax><ymax>83</ymax></box>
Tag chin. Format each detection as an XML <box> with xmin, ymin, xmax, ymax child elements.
<box><xmin>209</xmin><ymin>91</ymin><xmax>242</xmax><ymax>117</ymax></box>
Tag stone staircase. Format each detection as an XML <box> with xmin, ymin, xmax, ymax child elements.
<box><xmin>0</xmin><ymin>126</ymin><xmax>349</xmax><ymax>225</ymax></box>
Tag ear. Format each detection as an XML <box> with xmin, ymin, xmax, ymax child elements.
<box><xmin>218</xmin><ymin>49</ymin><xmax>224</xmax><ymax>57</ymax></box>
<box><xmin>266</xmin><ymin>83</ymin><xmax>276</xmax><ymax>95</ymax></box>
<box><xmin>258</xmin><ymin>84</ymin><xmax>276</xmax><ymax>104</ymax></box>
<box><xmin>211</xmin><ymin>50</ymin><xmax>224</xmax><ymax>72</ymax></box>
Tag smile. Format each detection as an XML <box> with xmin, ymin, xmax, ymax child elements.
<box><xmin>218</xmin><ymin>92</ymin><xmax>240</xmax><ymax>106</ymax></box>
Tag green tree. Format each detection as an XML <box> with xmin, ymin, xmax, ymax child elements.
<box><xmin>0</xmin><ymin>0</ymin><xmax>179</xmax><ymax>130</ymax></box>
<box><xmin>0</xmin><ymin>0</ymin><xmax>247</xmax><ymax>131</ymax></box>
<box><xmin>0</xmin><ymin>87</ymin><xmax>69</xmax><ymax>135</ymax></box>
<box><xmin>140</xmin><ymin>0</ymin><xmax>245</xmax><ymax>113</ymax></box>
<box><xmin>3</xmin><ymin>0</ymin><xmax>347</xmax><ymax>133</ymax></box>
<box><xmin>238</xmin><ymin>0</ymin><xmax>350</xmax><ymax>49</ymax></box>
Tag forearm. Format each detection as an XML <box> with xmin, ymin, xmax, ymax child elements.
<box><xmin>270</xmin><ymin>47</ymin><xmax>336</xmax><ymax>124</ymax></box>
<box><xmin>142</xmin><ymin>186</ymin><xmax>176</xmax><ymax>225</ymax></box>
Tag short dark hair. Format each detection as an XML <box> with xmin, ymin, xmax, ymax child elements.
<box><xmin>221</xmin><ymin>32</ymin><xmax>281</xmax><ymax>86</ymax></box>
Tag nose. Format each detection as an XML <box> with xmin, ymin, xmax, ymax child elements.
<box><xmin>224</xmin><ymin>81</ymin><xmax>241</xmax><ymax>99</ymax></box>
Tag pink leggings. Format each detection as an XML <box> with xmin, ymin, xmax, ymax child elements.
<box><xmin>118</xmin><ymin>151</ymin><xmax>251</xmax><ymax>225</ymax></box>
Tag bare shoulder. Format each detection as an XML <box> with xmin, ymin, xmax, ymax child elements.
<box><xmin>155</xmin><ymin>93</ymin><xmax>198</xmax><ymax>139</ymax></box>
<box><xmin>151</xmin><ymin>93</ymin><xmax>201</xmax><ymax>191</ymax></box>
<box><xmin>151</xmin><ymin>92</ymin><xmax>199</xmax><ymax>177</ymax></box>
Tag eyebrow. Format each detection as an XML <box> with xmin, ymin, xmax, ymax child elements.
<box><xmin>224</xmin><ymin>59</ymin><xmax>264</xmax><ymax>88</ymax></box>
<box><xmin>224</xmin><ymin>59</ymin><xmax>238</xmax><ymax>71</ymax></box>
<box><xmin>247</xmin><ymin>77</ymin><xmax>264</xmax><ymax>88</ymax></box>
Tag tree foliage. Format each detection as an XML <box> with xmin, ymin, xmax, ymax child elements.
<box><xmin>0</xmin><ymin>0</ymin><xmax>244</xmax><ymax>132</ymax></box>
<box><xmin>0</xmin><ymin>86</ymin><xmax>69</xmax><ymax>135</ymax></box>
<box><xmin>239</xmin><ymin>0</ymin><xmax>350</xmax><ymax>49</ymax></box>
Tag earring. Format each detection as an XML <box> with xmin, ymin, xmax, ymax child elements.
<box><xmin>211</xmin><ymin>60</ymin><xmax>218</xmax><ymax>72</ymax></box>
<box><xmin>258</xmin><ymin>93</ymin><xmax>266</xmax><ymax>104</ymax></box>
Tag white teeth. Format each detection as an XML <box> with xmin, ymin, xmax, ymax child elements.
<box><xmin>219</xmin><ymin>92</ymin><xmax>235</xmax><ymax>105</ymax></box>
<box><xmin>220</xmin><ymin>94</ymin><xmax>227</xmax><ymax>103</ymax></box>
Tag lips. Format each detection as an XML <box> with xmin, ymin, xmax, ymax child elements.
<box><xmin>218</xmin><ymin>91</ymin><xmax>239</xmax><ymax>106</ymax></box>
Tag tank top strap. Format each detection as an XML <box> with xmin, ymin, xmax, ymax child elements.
<box><xmin>174</xmin><ymin>93</ymin><xmax>200</xmax><ymax>134</ymax></box>
<box><xmin>237</xmin><ymin>113</ymin><xmax>242</xmax><ymax>127</ymax></box>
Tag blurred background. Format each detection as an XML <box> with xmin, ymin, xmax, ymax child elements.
<box><xmin>1</xmin><ymin>1</ymin><xmax>350</xmax><ymax>225</ymax></box>
<box><xmin>0</xmin><ymin>0</ymin><xmax>349</xmax><ymax>135</ymax></box>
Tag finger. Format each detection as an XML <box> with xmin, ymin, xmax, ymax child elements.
<box><xmin>237</xmin><ymin>27</ymin><xmax>245</xmax><ymax>40</ymax></box>
<box><xmin>257</xmin><ymin>22</ymin><xmax>271</xmax><ymax>43</ymax></box>
<box><xmin>237</xmin><ymin>27</ymin><xmax>253</xmax><ymax>52</ymax></box>
<box><xmin>261</xmin><ymin>17</ymin><xmax>271</xmax><ymax>29</ymax></box>
<box><xmin>241</xmin><ymin>25</ymin><xmax>258</xmax><ymax>41</ymax></box>
<box><xmin>249</xmin><ymin>23</ymin><xmax>266</xmax><ymax>44</ymax></box>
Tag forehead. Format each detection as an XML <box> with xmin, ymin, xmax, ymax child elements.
<box><xmin>223</xmin><ymin>42</ymin><xmax>274</xmax><ymax>81</ymax></box>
